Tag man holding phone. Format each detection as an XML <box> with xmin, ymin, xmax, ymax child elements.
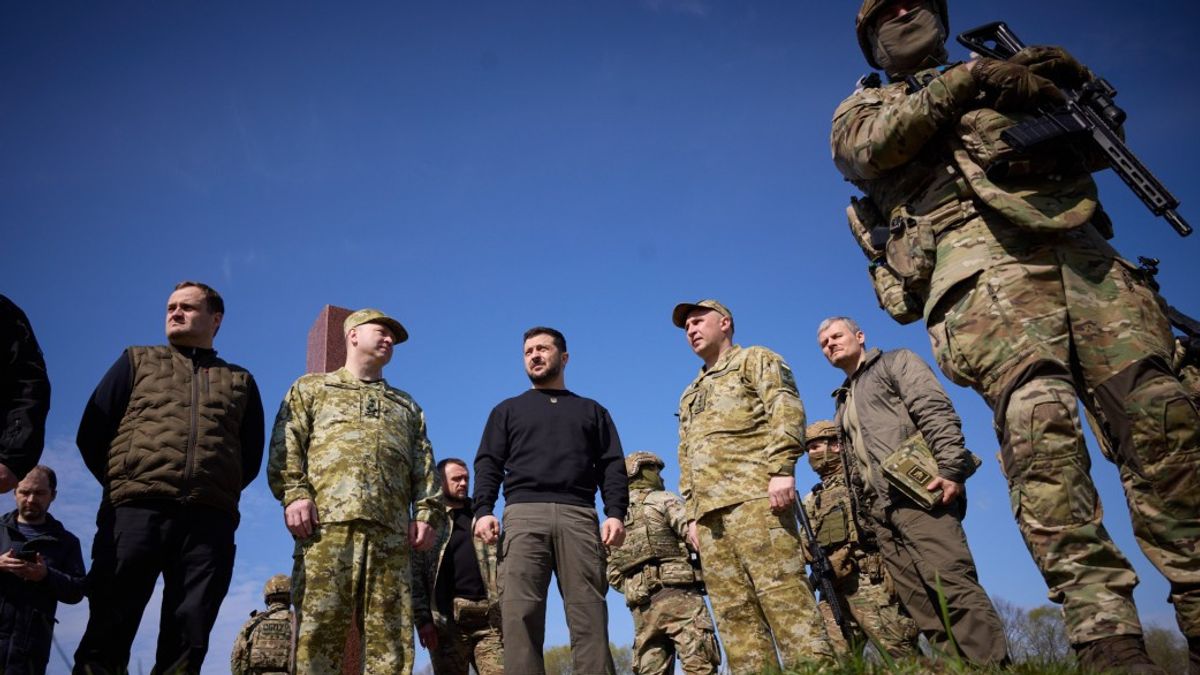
<box><xmin>0</xmin><ymin>465</ymin><xmax>86</xmax><ymax>673</ymax></box>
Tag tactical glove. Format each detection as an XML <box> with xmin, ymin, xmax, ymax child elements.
<box><xmin>972</xmin><ymin>57</ymin><xmax>1065</xmax><ymax>111</ymax></box>
<box><xmin>1011</xmin><ymin>45</ymin><xmax>1093</xmax><ymax>90</ymax></box>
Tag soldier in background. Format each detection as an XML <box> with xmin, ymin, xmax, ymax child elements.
<box><xmin>0</xmin><ymin>295</ymin><xmax>50</xmax><ymax>493</ymax></box>
<box><xmin>801</xmin><ymin>421</ymin><xmax>919</xmax><ymax>658</ymax></box>
<box><xmin>607</xmin><ymin>451</ymin><xmax>720</xmax><ymax>675</ymax></box>
<box><xmin>268</xmin><ymin>308</ymin><xmax>438</xmax><ymax>675</ymax></box>
<box><xmin>831</xmin><ymin>0</ymin><xmax>1200</xmax><ymax>670</ymax></box>
<box><xmin>231</xmin><ymin>575</ymin><xmax>295</xmax><ymax>675</ymax></box>
<box><xmin>673</xmin><ymin>299</ymin><xmax>832</xmax><ymax>673</ymax></box>
<box><xmin>412</xmin><ymin>458</ymin><xmax>502</xmax><ymax>675</ymax></box>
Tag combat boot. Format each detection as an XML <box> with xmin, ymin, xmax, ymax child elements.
<box><xmin>1074</xmin><ymin>635</ymin><xmax>1165</xmax><ymax>674</ymax></box>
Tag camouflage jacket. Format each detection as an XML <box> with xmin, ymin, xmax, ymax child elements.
<box><xmin>830</xmin><ymin>63</ymin><xmax>1111</xmax><ymax>317</ymax></box>
<box><xmin>411</xmin><ymin>496</ymin><xmax>499</xmax><ymax>629</ymax></box>
<box><xmin>267</xmin><ymin>367</ymin><xmax>438</xmax><ymax>531</ymax></box>
<box><xmin>678</xmin><ymin>345</ymin><xmax>806</xmax><ymax>520</ymax></box>
<box><xmin>802</xmin><ymin>471</ymin><xmax>864</xmax><ymax>553</ymax></box>
<box><xmin>832</xmin><ymin>348</ymin><xmax>976</xmax><ymax>516</ymax></box>
<box><xmin>607</xmin><ymin>487</ymin><xmax>699</xmax><ymax>607</ymax></box>
<box><xmin>230</xmin><ymin>603</ymin><xmax>293</xmax><ymax>675</ymax></box>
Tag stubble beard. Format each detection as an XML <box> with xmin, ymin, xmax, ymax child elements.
<box><xmin>526</xmin><ymin>359</ymin><xmax>562</xmax><ymax>386</ymax></box>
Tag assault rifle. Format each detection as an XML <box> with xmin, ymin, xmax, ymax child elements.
<box><xmin>793</xmin><ymin>493</ymin><xmax>852</xmax><ymax>644</ymax></box>
<box><xmin>957</xmin><ymin>21</ymin><xmax>1192</xmax><ymax>237</ymax></box>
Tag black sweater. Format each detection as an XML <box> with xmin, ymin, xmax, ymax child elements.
<box><xmin>473</xmin><ymin>388</ymin><xmax>628</xmax><ymax>520</ymax></box>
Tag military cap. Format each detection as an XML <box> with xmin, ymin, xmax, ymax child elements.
<box><xmin>344</xmin><ymin>308</ymin><xmax>409</xmax><ymax>344</ymax></box>
<box><xmin>856</xmin><ymin>0</ymin><xmax>949</xmax><ymax>70</ymax></box>
<box><xmin>625</xmin><ymin>451</ymin><xmax>665</xmax><ymax>477</ymax></box>
<box><xmin>671</xmin><ymin>299</ymin><xmax>734</xmax><ymax>329</ymax></box>
<box><xmin>263</xmin><ymin>574</ymin><xmax>291</xmax><ymax>602</ymax></box>
<box><xmin>806</xmin><ymin>420</ymin><xmax>840</xmax><ymax>443</ymax></box>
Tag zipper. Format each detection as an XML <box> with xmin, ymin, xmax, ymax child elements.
<box><xmin>184</xmin><ymin>351</ymin><xmax>200</xmax><ymax>486</ymax></box>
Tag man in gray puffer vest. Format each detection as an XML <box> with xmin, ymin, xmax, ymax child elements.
<box><xmin>73</xmin><ymin>281</ymin><xmax>265</xmax><ymax>675</ymax></box>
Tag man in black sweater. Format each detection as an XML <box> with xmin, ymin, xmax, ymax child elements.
<box><xmin>473</xmin><ymin>326</ymin><xmax>628</xmax><ymax>675</ymax></box>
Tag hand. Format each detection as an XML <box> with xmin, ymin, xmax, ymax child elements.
<box><xmin>687</xmin><ymin>521</ymin><xmax>700</xmax><ymax>552</ymax></box>
<box><xmin>0</xmin><ymin>464</ymin><xmax>16</xmax><ymax>493</ymax></box>
<box><xmin>0</xmin><ymin>551</ymin><xmax>46</xmax><ymax>581</ymax></box>
<box><xmin>409</xmin><ymin>521</ymin><xmax>434</xmax><ymax>551</ymax></box>
<box><xmin>1011</xmin><ymin>45</ymin><xmax>1091</xmax><ymax>90</ymax></box>
<box><xmin>474</xmin><ymin>515</ymin><xmax>500</xmax><ymax>544</ymax></box>
<box><xmin>417</xmin><ymin>622</ymin><xmax>439</xmax><ymax>650</ymax></box>
<box><xmin>601</xmin><ymin>518</ymin><xmax>625</xmax><ymax>548</ymax></box>
<box><xmin>767</xmin><ymin>475</ymin><xmax>796</xmax><ymax>514</ymax></box>
<box><xmin>925</xmin><ymin>476</ymin><xmax>964</xmax><ymax>505</ymax></box>
<box><xmin>971</xmin><ymin>57</ymin><xmax>1064</xmax><ymax>111</ymax></box>
<box><xmin>284</xmin><ymin>499</ymin><xmax>320</xmax><ymax>539</ymax></box>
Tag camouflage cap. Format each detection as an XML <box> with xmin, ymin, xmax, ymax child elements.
<box><xmin>856</xmin><ymin>0</ymin><xmax>949</xmax><ymax>69</ymax></box>
<box><xmin>671</xmin><ymin>299</ymin><xmax>733</xmax><ymax>329</ymax></box>
<box><xmin>625</xmin><ymin>451</ymin><xmax>665</xmax><ymax>477</ymax></box>
<box><xmin>263</xmin><ymin>574</ymin><xmax>291</xmax><ymax>601</ymax></box>
<box><xmin>805</xmin><ymin>420</ymin><xmax>840</xmax><ymax>443</ymax></box>
<box><xmin>344</xmin><ymin>308</ymin><xmax>409</xmax><ymax>344</ymax></box>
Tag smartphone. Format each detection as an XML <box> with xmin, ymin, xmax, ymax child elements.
<box><xmin>11</xmin><ymin>549</ymin><xmax>37</xmax><ymax>563</ymax></box>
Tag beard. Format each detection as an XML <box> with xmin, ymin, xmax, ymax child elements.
<box><xmin>526</xmin><ymin>357</ymin><xmax>563</xmax><ymax>385</ymax></box>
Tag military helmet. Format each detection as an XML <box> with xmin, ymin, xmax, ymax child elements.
<box><xmin>806</xmin><ymin>420</ymin><xmax>840</xmax><ymax>443</ymax></box>
<box><xmin>263</xmin><ymin>574</ymin><xmax>291</xmax><ymax>602</ymax></box>
<box><xmin>625</xmin><ymin>451</ymin><xmax>665</xmax><ymax>477</ymax></box>
<box><xmin>856</xmin><ymin>0</ymin><xmax>949</xmax><ymax>69</ymax></box>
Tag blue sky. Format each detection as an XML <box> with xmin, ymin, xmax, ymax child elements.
<box><xmin>3</xmin><ymin>1</ymin><xmax>1199</xmax><ymax>672</ymax></box>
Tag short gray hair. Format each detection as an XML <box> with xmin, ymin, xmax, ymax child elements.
<box><xmin>817</xmin><ymin>316</ymin><xmax>861</xmax><ymax>337</ymax></box>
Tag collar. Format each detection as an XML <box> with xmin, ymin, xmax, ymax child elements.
<box><xmin>331</xmin><ymin>367</ymin><xmax>389</xmax><ymax>388</ymax></box>
<box><xmin>698</xmin><ymin>344</ymin><xmax>742</xmax><ymax>377</ymax></box>
<box><xmin>831</xmin><ymin>347</ymin><xmax>883</xmax><ymax>399</ymax></box>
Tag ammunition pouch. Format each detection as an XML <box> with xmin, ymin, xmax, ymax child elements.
<box><xmin>847</xmin><ymin>196</ymin><xmax>924</xmax><ymax>324</ymax></box>
<box><xmin>814</xmin><ymin>503</ymin><xmax>851</xmax><ymax>549</ymax></box>
<box><xmin>957</xmin><ymin>108</ymin><xmax>1086</xmax><ymax>181</ymax></box>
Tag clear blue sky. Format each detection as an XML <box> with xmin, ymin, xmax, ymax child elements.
<box><xmin>3</xmin><ymin>2</ymin><xmax>1198</xmax><ymax>672</ymax></box>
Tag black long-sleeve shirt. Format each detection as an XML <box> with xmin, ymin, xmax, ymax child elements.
<box><xmin>76</xmin><ymin>347</ymin><xmax>265</xmax><ymax>489</ymax></box>
<box><xmin>473</xmin><ymin>388</ymin><xmax>628</xmax><ymax>520</ymax></box>
<box><xmin>0</xmin><ymin>295</ymin><xmax>50</xmax><ymax>479</ymax></box>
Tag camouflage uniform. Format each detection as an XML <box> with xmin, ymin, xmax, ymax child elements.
<box><xmin>268</xmin><ymin>366</ymin><xmax>439</xmax><ymax>675</ymax></box>
<box><xmin>678</xmin><ymin>343</ymin><xmax>832</xmax><ymax>672</ymax></box>
<box><xmin>411</xmin><ymin>496</ymin><xmax>503</xmax><ymax>675</ymax></box>
<box><xmin>830</xmin><ymin>2</ymin><xmax>1200</xmax><ymax>649</ymax></box>
<box><xmin>607</xmin><ymin>452</ymin><xmax>720</xmax><ymax>675</ymax></box>
<box><xmin>802</xmin><ymin>423</ymin><xmax>919</xmax><ymax>658</ymax></box>
<box><xmin>231</xmin><ymin>575</ymin><xmax>295</xmax><ymax>675</ymax></box>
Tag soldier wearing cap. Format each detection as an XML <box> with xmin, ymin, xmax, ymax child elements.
<box><xmin>801</xmin><ymin>420</ymin><xmax>919</xmax><ymax>658</ymax></box>
<box><xmin>673</xmin><ymin>299</ymin><xmax>832</xmax><ymax>673</ymax></box>
<box><xmin>607</xmin><ymin>451</ymin><xmax>720</xmax><ymax>675</ymax></box>
<box><xmin>268</xmin><ymin>308</ymin><xmax>439</xmax><ymax>675</ymax></box>
<box><xmin>231</xmin><ymin>574</ymin><xmax>295</xmax><ymax>675</ymax></box>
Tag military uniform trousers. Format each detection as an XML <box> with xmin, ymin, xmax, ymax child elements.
<box><xmin>818</xmin><ymin>552</ymin><xmax>919</xmax><ymax>659</ymax></box>
<box><xmin>628</xmin><ymin>587</ymin><xmax>719</xmax><ymax>675</ymax></box>
<box><xmin>499</xmin><ymin>502</ymin><xmax>615</xmax><ymax>675</ymax></box>
<box><xmin>695</xmin><ymin>497</ymin><xmax>831</xmax><ymax>673</ymax></box>
<box><xmin>428</xmin><ymin>614</ymin><xmax>503</xmax><ymax>675</ymax></box>
<box><xmin>292</xmin><ymin>520</ymin><xmax>413</xmax><ymax>675</ymax></box>
<box><xmin>927</xmin><ymin>226</ymin><xmax>1200</xmax><ymax>645</ymax></box>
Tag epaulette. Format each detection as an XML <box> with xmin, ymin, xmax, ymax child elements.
<box><xmin>855</xmin><ymin>72</ymin><xmax>882</xmax><ymax>92</ymax></box>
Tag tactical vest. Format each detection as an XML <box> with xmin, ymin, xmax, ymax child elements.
<box><xmin>108</xmin><ymin>345</ymin><xmax>253</xmax><ymax>515</ymax></box>
<box><xmin>810</xmin><ymin>480</ymin><xmax>862</xmax><ymax>550</ymax></box>
<box><xmin>236</xmin><ymin>605</ymin><xmax>293</xmax><ymax>674</ymax></box>
<box><xmin>608</xmin><ymin>489</ymin><xmax>698</xmax><ymax>588</ymax></box>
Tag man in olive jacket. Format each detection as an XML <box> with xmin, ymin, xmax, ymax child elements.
<box><xmin>73</xmin><ymin>281</ymin><xmax>265</xmax><ymax>675</ymax></box>
<box><xmin>816</xmin><ymin>316</ymin><xmax>1006</xmax><ymax>666</ymax></box>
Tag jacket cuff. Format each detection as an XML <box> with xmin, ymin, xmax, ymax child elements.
<box><xmin>283</xmin><ymin>487</ymin><xmax>315</xmax><ymax>506</ymax></box>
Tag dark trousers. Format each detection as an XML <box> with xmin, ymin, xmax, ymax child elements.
<box><xmin>499</xmin><ymin>502</ymin><xmax>614</xmax><ymax>675</ymax></box>
<box><xmin>871</xmin><ymin>501</ymin><xmax>1008</xmax><ymax>665</ymax></box>
<box><xmin>72</xmin><ymin>503</ymin><xmax>236</xmax><ymax>675</ymax></box>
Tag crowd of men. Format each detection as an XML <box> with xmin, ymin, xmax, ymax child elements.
<box><xmin>2</xmin><ymin>1</ymin><xmax>1199</xmax><ymax>674</ymax></box>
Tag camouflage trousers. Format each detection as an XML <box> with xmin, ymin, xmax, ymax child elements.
<box><xmin>292</xmin><ymin>520</ymin><xmax>413</xmax><ymax>675</ymax></box>
<box><xmin>696</xmin><ymin>497</ymin><xmax>832</xmax><ymax>673</ymax></box>
<box><xmin>429</xmin><ymin>616</ymin><xmax>503</xmax><ymax>675</ymax></box>
<box><xmin>927</xmin><ymin>227</ymin><xmax>1200</xmax><ymax>644</ymax></box>
<box><xmin>628</xmin><ymin>587</ymin><xmax>720</xmax><ymax>675</ymax></box>
<box><xmin>818</xmin><ymin>551</ymin><xmax>919</xmax><ymax>659</ymax></box>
